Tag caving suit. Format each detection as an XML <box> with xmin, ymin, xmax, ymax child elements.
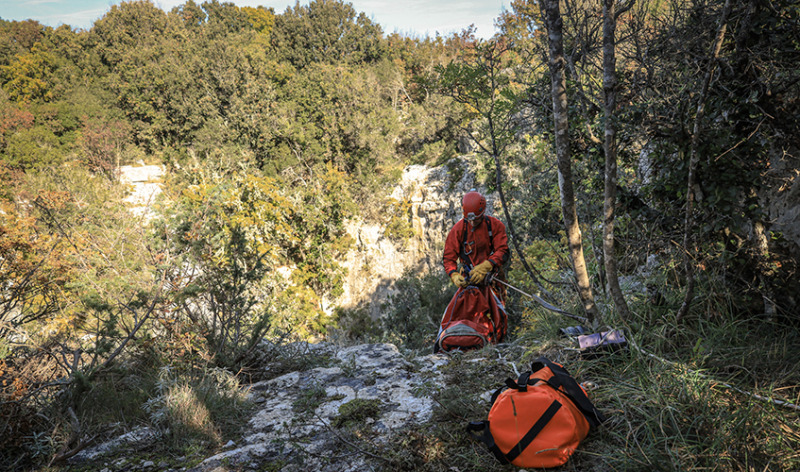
<box><xmin>442</xmin><ymin>215</ymin><xmax>510</xmax><ymax>302</ymax></box>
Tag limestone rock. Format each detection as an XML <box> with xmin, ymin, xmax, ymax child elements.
<box><xmin>336</xmin><ymin>159</ymin><xmax>499</xmax><ymax>317</ymax></box>
<box><xmin>191</xmin><ymin>343</ymin><xmax>448</xmax><ymax>472</ymax></box>
<box><xmin>69</xmin><ymin>426</ymin><xmax>161</xmax><ymax>463</ymax></box>
<box><xmin>118</xmin><ymin>164</ymin><xmax>164</xmax><ymax>220</ymax></box>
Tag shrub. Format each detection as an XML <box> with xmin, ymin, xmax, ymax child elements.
<box><xmin>380</xmin><ymin>268</ymin><xmax>452</xmax><ymax>352</ymax></box>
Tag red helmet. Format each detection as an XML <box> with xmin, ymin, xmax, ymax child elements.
<box><xmin>462</xmin><ymin>191</ymin><xmax>486</xmax><ymax>221</ymax></box>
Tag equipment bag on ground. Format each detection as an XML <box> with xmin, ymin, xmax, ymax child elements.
<box><xmin>466</xmin><ymin>357</ymin><xmax>606</xmax><ymax>468</ymax></box>
<box><xmin>434</xmin><ymin>284</ymin><xmax>507</xmax><ymax>353</ymax></box>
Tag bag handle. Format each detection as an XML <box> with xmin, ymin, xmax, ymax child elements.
<box><xmin>531</xmin><ymin>357</ymin><xmax>607</xmax><ymax>427</ymax></box>
<box><xmin>516</xmin><ymin>371</ymin><xmax>531</xmax><ymax>392</ymax></box>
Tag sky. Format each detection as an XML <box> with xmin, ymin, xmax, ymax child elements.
<box><xmin>0</xmin><ymin>0</ymin><xmax>509</xmax><ymax>39</ymax></box>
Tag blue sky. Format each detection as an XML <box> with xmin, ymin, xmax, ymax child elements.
<box><xmin>0</xmin><ymin>0</ymin><xmax>508</xmax><ymax>39</ymax></box>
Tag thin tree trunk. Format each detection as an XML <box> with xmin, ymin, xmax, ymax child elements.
<box><xmin>539</xmin><ymin>0</ymin><xmax>599</xmax><ymax>321</ymax></box>
<box><xmin>602</xmin><ymin>0</ymin><xmax>632</xmax><ymax>320</ymax></box>
<box><xmin>485</xmin><ymin>116</ymin><xmax>555</xmax><ymax>300</ymax></box>
<box><xmin>461</xmin><ymin>41</ymin><xmax>556</xmax><ymax>300</ymax></box>
<box><xmin>676</xmin><ymin>0</ymin><xmax>732</xmax><ymax>323</ymax></box>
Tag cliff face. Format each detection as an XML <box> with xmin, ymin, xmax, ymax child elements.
<box><xmin>334</xmin><ymin>159</ymin><xmax>498</xmax><ymax>317</ymax></box>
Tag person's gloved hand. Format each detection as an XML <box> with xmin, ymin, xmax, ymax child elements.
<box><xmin>469</xmin><ymin>260</ymin><xmax>494</xmax><ymax>284</ymax></box>
<box><xmin>450</xmin><ymin>272</ymin><xmax>467</xmax><ymax>288</ymax></box>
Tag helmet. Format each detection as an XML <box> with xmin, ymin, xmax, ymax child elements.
<box><xmin>462</xmin><ymin>191</ymin><xmax>486</xmax><ymax>221</ymax></box>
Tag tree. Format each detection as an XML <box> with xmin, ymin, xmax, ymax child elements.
<box><xmin>155</xmin><ymin>159</ymin><xmax>352</xmax><ymax>365</ymax></box>
<box><xmin>675</xmin><ymin>0</ymin><xmax>733</xmax><ymax>323</ymax></box>
<box><xmin>241</xmin><ymin>5</ymin><xmax>276</xmax><ymax>38</ymax></box>
<box><xmin>601</xmin><ymin>0</ymin><xmax>633</xmax><ymax>319</ymax></box>
<box><xmin>0</xmin><ymin>19</ymin><xmax>44</xmax><ymax>67</ymax></box>
<box><xmin>1</xmin><ymin>44</ymin><xmax>60</xmax><ymax>102</ymax></box>
<box><xmin>2</xmin><ymin>125</ymin><xmax>63</xmax><ymax>170</ymax></box>
<box><xmin>0</xmin><ymin>176</ymin><xmax>72</xmax><ymax>337</ymax></box>
<box><xmin>435</xmin><ymin>38</ymin><xmax>565</xmax><ymax>301</ymax></box>
<box><xmin>91</xmin><ymin>0</ymin><xmax>171</xmax><ymax>67</ymax></box>
<box><xmin>77</xmin><ymin>116</ymin><xmax>132</xmax><ymax>179</ymax></box>
<box><xmin>539</xmin><ymin>0</ymin><xmax>599</xmax><ymax>321</ymax></box>
<box><xmin>271</xmin><ymin>0</ymin><xmax>386</xmax><ymax>68</ymax></box>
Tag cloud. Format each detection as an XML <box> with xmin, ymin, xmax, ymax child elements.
<box><xmin>3</xmin><ymin>0</ymin><xmax>504</xmax><ymax>39</ymax></box>
<box><xmin>19</xmin><ymin>0</ymin><xmax>67</xmax><ymax>6</ymax></box>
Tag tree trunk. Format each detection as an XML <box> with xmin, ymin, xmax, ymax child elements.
<box><xmin>539</xmin><ymin>0</ymin><xmax>599</xmax><ymax>321</ymax></box>
<box><xmin>602</xmin><ymin>0</ymin><xmax>631</xmax><ymax>320</ymax></box>
<box><xmin>676</xmin><ymin>0</ymin><xmax>733</xmax><ymax>323</ymax></box>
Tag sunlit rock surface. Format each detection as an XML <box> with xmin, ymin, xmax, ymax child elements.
<box><xmin>118</xmin><ymin>164</ymin><xmax>164</xmax><ymax>220</ymax></box>
<box><xmin>191</xmin><ymin>342</ymin><xmax>449</xmax><ymax>472</ymax></box>
<box><xmin>337</xmin><ymin>160</ymin><xmax>499</xmax><ymax>317</ymax></box>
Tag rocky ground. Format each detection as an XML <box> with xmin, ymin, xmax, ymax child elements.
<box><xmin>67</xmin><ymin>341</ymin><xmax>507</xmax><ymax>472</ymax></box>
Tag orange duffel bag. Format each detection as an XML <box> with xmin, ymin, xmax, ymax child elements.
<box><xmin>466</xmin><ymin>357</ymin><xmax>606</xmax><ymax>468</ymax></box>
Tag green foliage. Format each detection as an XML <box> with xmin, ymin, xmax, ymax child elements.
<box><xmin>1</xmin><ymin>125</ymin><xmax>62</xmax><ymax>170</ymax></box>
<box><xmin>0</xmin><ymin>1</ymin><xmax>798</xmax><ymax>468</ymax></box>
<box><xmin>241</xmin><ymin>6</ymin><xmax>275</xmax><ymax>37</ymax></box>
<box><xmin>569</xmin><ymin>302</ymin><xmax>800</xmax><ymax>471</ymax></box>
<box><xmin>71</xmin><ymin>353</ymin><xmax>160</xmax><ymax>428</ymax></box>
<box><xmin>330</xmin><ymin>306</ymin><xmax>382</xmax><ymax>344</ymax></box>
<box><xmin>92</xmin><ymin>0</ymin><xmax>172</xmax><ymax>67</ymax></box>
<box><xmin>0</xmin><ymin>19</ymin><xmax>45</xmax><ymax>66</ymax></box>
<box><xmin>434</xmin><ymin>38</ymin><xmax>526</xmax><ymax>159</ymax></box>
<box><xmin>156</xmin><ymin>165</ymin><xmax>290</xmax><ymax>365</ymax></box>
<box><xmin>383</xmin><ymin>197</ymin><xmax>415</xmax><ymax>242</ymax></box>
<box><xmin>380</xmin><ymin>269</ymin><xmax>452</xmax><ymax>352</ymax></box>
<box><xmin>143</xmin><ymin>365</ymin><xmax>252</xmax><ymax>448</ymax></box>
<box><xmin>0</xmin><ymin>164</ymin><xmax>163</xmax><ymax>470</ymax></box>
<box><xmin>12</xmin><ymin>163</ymin><xmax>154</xmax><ymax>338</ymax></box>
<box><xmin>1</xmin><ymin>44</ymin><xmax>60</xmax><ymax>102</ymax></box>
<box><xmin>156</xmin><ymin>158</ymin><xmax>353</xmax><ymax>364</ymax></box>
<box><xmin>271</xmin><ymin>0</ymin><xmax>386</xmax><ymax>68</ymax></box>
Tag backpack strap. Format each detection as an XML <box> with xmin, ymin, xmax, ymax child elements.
<box><xmin>458</xmin><ymin>219</ymin><xmax>474</xmax><ymax>270</ymax></box>
<box><xmin>458</xmin><ymin>217</ymin><xmax>497</xmax><ymax>271</ymax></box>
<box><xmin>504</xmin><ymin>400</ymin><xmax>562</xmax><ymax>463</ymax></box>
<box><xmin>467</xmin><ymin>399</ymin><xmax>563</xmax><ymax>465</ymax></box>
<box><xmin>531</xmin><ymin>357</ymin><xmax>607</xmax><ymax>428</ymax></box>
<box><xmin>486</xmin><ymin>217</ymin><xmax>495</xmax><ymax>255</ymax></box>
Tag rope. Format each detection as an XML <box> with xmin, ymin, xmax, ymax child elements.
<box><xmin>491</xmin><ymin>277</ymin><xmax>589</xmax><ymax>324</ymax></box>
<box><xmin>628</xmin><ymin>335</ymin><xmax>800</xmax><ymax>412</ymax></box>
<box><xmin>488</xmin><ymin>276</ymin><xmax>799</xmax><ymax>412</ymax></box>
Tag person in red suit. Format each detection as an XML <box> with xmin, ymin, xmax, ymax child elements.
<box><xmin>442</xmin><ymin>190</ymin><xmax>510</xmax><ymax>302</ymax></box>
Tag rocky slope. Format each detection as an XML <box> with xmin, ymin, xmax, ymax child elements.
<box><xmin>67</xmin><ymin>341</ymin><xmax>529</xmax><ymax>472</ymax></box>
<box><xmin>191</xmin><ymin>342</ymin><xmax>448</xmax><ymax>472</ymax></box>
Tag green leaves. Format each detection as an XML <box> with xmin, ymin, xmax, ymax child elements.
<box><xmin>271</xmin><ymin>0</ymin><xmax>386</xmax><ymax>68</ymax></box>
<box><xmin>434</xmin><ymin>39</ymin><xmax>526</xmax><ymax>158</ymax></box>
<box><xmin>1</xmin><ymin>45</ymin><xmax>59</xmax><ymax>102</ymax></box>
<box><xmin>157</xmin><ymin>159</ymin><xmax>353</xmax><ymax>361</ymax></box>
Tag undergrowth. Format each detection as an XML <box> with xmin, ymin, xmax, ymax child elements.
<box><xmin>368</xmin><ymin>275</ymin><xmax>800</xmax><ymax>471</ymax></box>
<box><xmin>18</xmin><ymin>271</ymin><xmax>798</xmax><ymax>472</ymax></box>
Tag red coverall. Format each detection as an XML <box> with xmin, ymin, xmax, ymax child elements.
<box><xmin>442</xmin><ymin>215</ymin><xmax>510</xmax><ymax>298</ymax></box>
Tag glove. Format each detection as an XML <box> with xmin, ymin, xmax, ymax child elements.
<box><xmin>469</xmin><ymin>260</ymin><xmax>494</xmax><ymax>284</ymax></box>
<box><xmin>450</xmin><ymin>272</ymin><xmax>467</xmax><ymax>288</ymax></box>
